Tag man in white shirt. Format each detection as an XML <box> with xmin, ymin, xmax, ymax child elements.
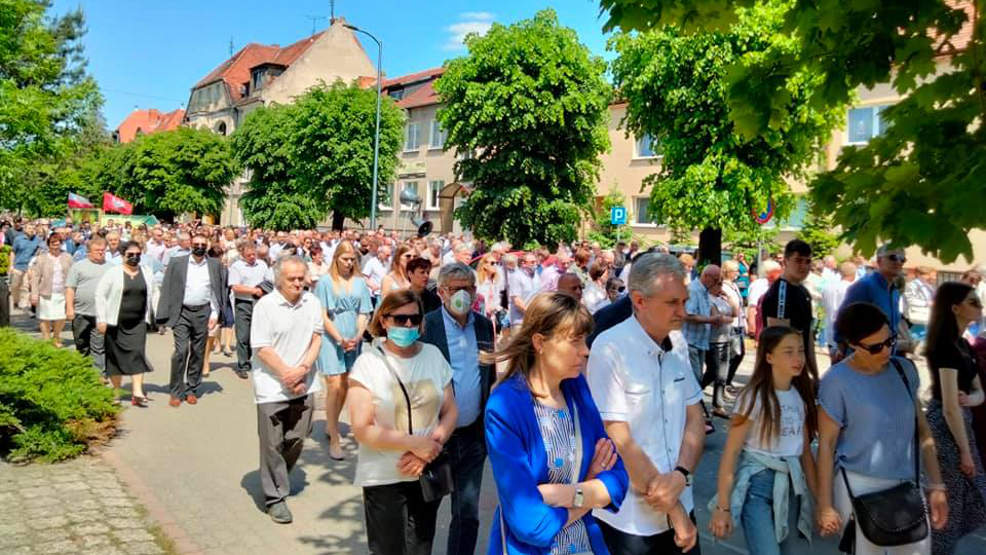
<box><xmin>587</xmin><ymin>253</ymin><xmax>703</xmax><ymax>554</ymax></box>
<box><xmin>229</xmin><ymin>241</ymin><xmax>269</xmax><ymax>379</ymax></box>
<box><xmin>250</xmin><ymin>255</ymin><xmax>322</xmax><ymax>524</ymax></box>
<box><xmin>507</xmin><ymin>252</ymin><xmax>539</xmax><ymax>328</ymax></box>
<box><xmin>145</xmin><ymin>227</ymin><xmax>167</xmax><ymax>264</ymax></box>
<box><xmin>821</xmin><ymin>261</ymin><xmax>857</xmax><ymax>361</ymax></box>
<box><xmin>362</xmin><ymin>244</ymin><xmax>389</xmax><ymax>298</ymax></box>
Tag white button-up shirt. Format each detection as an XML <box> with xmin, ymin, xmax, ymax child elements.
<box><xmin>183</xmin><ymin>256</ymin><xmax>217</xmax><ymax>318</ymax></box>
<box><xmin>587</xmin><ymin>316</ymin><xmax>702</xmax><ymax>536</ymax></box>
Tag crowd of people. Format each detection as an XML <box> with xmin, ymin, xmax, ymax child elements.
<box><xmin>4</xmin><ymin>214</ymin><xmax>986</xmax><ymax>555</ymax></box>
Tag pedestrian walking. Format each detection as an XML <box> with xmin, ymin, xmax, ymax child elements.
<box><xmin>508</xmin><ymin>252</ymin><xmax>540</xmax><ymax>329</ymax></box>
<box><xmin>65</xmin><ymin>236</ymin><xmax>109</xmax><ymax>374</ymax></box>
<box><xmin>485</xmin><ymin>291</ymin><xmax>628</xmax><ymax>555</ymax></box>
<box><xmin>721</xmin><ymin>260</ymin><xmax>746</xmax><ymax>397</ymax></box>
<box><xmin>380</xmin><ymin>243</ymin><xmax>413</xmax><ymax>296</ymax></box>
<box><xmin>347</xmin><ymin>289</ymin><xmax>457</xmax><ymax>555</ymax></box>
<box><xmin>816</xmin><ymin>302</ymin><xmax>948</xmax><ymax>554</ymax></box>
<box><xmin>834</xmin><ymin>244</ymin><xmax>907</xmax><ymax>361</ymax></box>
<box><xmin>923</xmin><ymin>282</ymin><xmax>986</xmax><ymax>554</ymax></box>
<box><xmin>760</xmin><ymin>240</ymin><xmax>818</xmax><ymax>385</ymax></box>
<box><xmin>249</xmin><ymin>255</ymin><xmax>323</xmax><ymax>524</ymax></box>
<box><xmin>157</xmin><ymin>234</ymin><xmax>230</xmax><ymax>407</ymax></box>
<box><xmin>703</xmin><ymin>278</ymin><xmax>738</xmax><ymax>419</ymax></box>
<box><xmin>708</xmin><ymin>326</ymin><xmax>818</xmax><ymax>555</ymax></box>
<box><xmin>821</xmin><ymin>261</ymin><xmax>857</xmax><ymax>362</ymax></box>
<box><xmin>313</xmin><ymin>240</ymin><xmax>372</xmax><ymax>461</ymax></box>
<box><xmin>95</xmin><ymin>241</ymin><xmax>153</xmax><ymax>406</ymax></box>
<box><xmin>904</xmin><ymin>266</ymin><xmax>936</xmax><ymax>345</ymax></box>
<box><xmin>586</xmin><ymin>253</ymin><xmax>703</xmax><ymax>554</ymax></box>
<box><xmin>228</xmin><ymin>240</ymin><xmax>268</xmax><ymax>380</ymax></box>
<box><xmin>420</xmin><ymin>262</ymin><xmax>497</xmax><ymax>555</ymax></box>
<box><xmin>30</xmin><ymin>233</ymin><xmax>73</xmax><ymax>347</ymax></box>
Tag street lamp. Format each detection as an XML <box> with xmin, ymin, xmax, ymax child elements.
<box><xmin>345</xmin><ymin>23</ymin><xmax>383</xmax><ymax>231</ymax></box>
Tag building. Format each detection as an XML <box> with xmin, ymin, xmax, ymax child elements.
<box><xmin>113</xmin><ymin>108</ymin><xmax>185</xmax><ymax>143</ymax></box>
<box><xmin>185</xmin><ymin>18</ymin><xmax>376</xmax><ymax>225</ymax></box>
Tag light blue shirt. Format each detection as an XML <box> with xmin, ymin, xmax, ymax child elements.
<box><xmin>835</xmin><ymin>271</ymin><xmax>900</xmax><ymax>348</ymax></box>
<box><xmin>682</xmin><ymin>278</ymin><xmax>712</xmax><ymax>350</ymax></box>
<box><xmin>442</xmin><ymin>306</ymin><xmax>482</xmax><ymax>428</ymax></box>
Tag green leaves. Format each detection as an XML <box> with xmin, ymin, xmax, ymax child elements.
<box><xmin>436</xmin><ymin>9</ymin><xmax>611</xmax><ymax>248</ymax></box>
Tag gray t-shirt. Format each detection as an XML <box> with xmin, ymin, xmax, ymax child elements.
<box><xmin>818</xmin><ymin>356</ymin><xmax>919</xmax><ymax>480</ymax></box>
<box><xmin>65</xmin><ymin>259</ymin><xmax>109</xmax><ymax>316</ymax></box>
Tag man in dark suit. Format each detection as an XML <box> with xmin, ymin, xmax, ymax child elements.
<box><xmin>420</xmin><ymin>262</ymin><xmax>495</xmax><ymax>555</ymax></box>
<box><xmin>157</xmin><ymin>234</ymin><xmax>230</xmax><ymax>407</ymax></box>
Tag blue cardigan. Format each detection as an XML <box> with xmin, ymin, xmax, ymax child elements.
<box><xmin>485</xmin><ymin>373</ymin><xmax>629</xmax><ymax>554</ymax></box>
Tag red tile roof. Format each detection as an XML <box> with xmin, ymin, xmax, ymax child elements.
<box><xmin>115</xmin><ymin>108</ymin><xmax>185</xmax><ymax>143</ymax></box>
<box><xmin>381</xmin><ymin>67</ymin><xmax>445</xmax><ymax>109</ymax></box>
<box><xmin>382</xmin><ymin>67</ymin><xmax>445</xmax><ymax>89</ymax></box>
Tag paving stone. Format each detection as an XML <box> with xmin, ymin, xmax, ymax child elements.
<box><xmin>121</xmin><ymin>541</ymin><xmax>165</xmax><ymax>554</ymax></box>
<box><xmin>3</xmin><ymin>546</ymin><xmax>35</xmax><ymax>555</ymax></box>
<box><xmin>111</xmin><ymin>528</ymin><xmax>156</xmax><ymax>543</ymax></box>
<box><xmin>20</xmin><ymin>485</ymin><xmax>57</xmax><ymax>498</ymax></box>
<box><xmin>64</xmin><ymin>510</ymin><xmax>103</xmax><ymax>523</ymax></box>
<box><xmin>23</xmin><ymin>495</ymin><xmax>61</xmax><ymax>508</ymax></box>
<box><xmin>77</xmin><ymin>534</ymin><xmax>112</xmax><ymax>548</ymax></box>
<box><xmin>100</xmin><ymin>496</ymin><xmax>132</xmax><ymax>507</ymax></box>
<box><xmin>102</xmin><ymin>505</ymin><xmax>141</xmax><ymax>519</ymax></box>
<box><xmin>35</xmin><ymin>540</ymin><xmax>80</xmax><ymax>555</ymax></box>
<box><xmin>0</xmin><ymin>532</ymin><xmax>33</xmax><ymax>548</ymax></box>
<box><xmin>0</xmin><ymin>490</ymin><xmax>20</xmax><ymax>503</ymax></box>
<box><xmin>26</xmin><ymin>515</ymin><xmax>69</xmax><ymax>530</ymax></box>
<box><xmin>69</xmin><ymin>521</ymin><xmax>111</xmax><ymax>535</ymax></box>
<box><xmin>49</xmin><ymin>474</ymin><xmax>83</xmax><ymax>483</ymax></box>
<box><xmin>57</xmin><ymin>481</ymin><xmax>89</xmax><ymax>492</ymax></box>
<box><xmin>0</xmin><ymin>522</ymin><xmax>31</xmax><ymax>536</ymax></box>
<box><xmin>72</xmin><ymin>499</ymin><xmax>102</xmax><ymax>511</ymax></box>
<box><xmin>109</xmin><ymin>517</ymin><xmax>145</xmax><ymax>529</ymax></box>
<box><xmin>30</xmin><ymin>528</ymin><xmax>71</xmax><ymax>543</ymax></box>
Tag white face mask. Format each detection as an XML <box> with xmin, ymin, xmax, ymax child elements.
<box><xmin>448</xmin><ymin>289</ymin><xmax>472</xmax><ymax>316</ymax></box>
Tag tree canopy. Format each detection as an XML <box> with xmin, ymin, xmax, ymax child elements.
<box><xmin>435</xmin><ymin>9</ymin><xmax>612</xmax><ymax>248</ymax></box>
<box><xmin>609</xmin><ymin>1</ymin><xmax>843</xmax><ymax>263</ymax></box>
<box><xmin>233</xmin><ymin>80</ymin><xmax>404</xmax><ymax>231</ymax></box>
<box><xmin>600</xmin><ymin>0</ymin><xmax>986</xmax><ymax>262</ymax></box>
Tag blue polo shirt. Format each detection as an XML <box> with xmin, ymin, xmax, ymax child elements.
<box><xmin>441</xmin><ymin>306</ymin><xmax>481</xmax><ymax>428</ymax></box>
<box><xmin>12</xmin><ymin>234</ymin><xmax>41</xmax><ymax>271</ymax></box>
<box><xmin>835</xmin><ymin>271</ymin><xmax>900</xmax><ymax>346</ymax></box>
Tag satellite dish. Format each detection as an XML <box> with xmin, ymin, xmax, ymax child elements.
<box><xmin>399</xmin><ymin>188</ymin><xmax>421</xmax><ymax>205</ymax></box>
<box><xmin>412</xmin><ymin>216</ymin><xmax>433</xmax><ymax>237</ymax></box>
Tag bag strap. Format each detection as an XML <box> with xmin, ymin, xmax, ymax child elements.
<box><xmin>890</xmin><ymin>357</ymin><xmax>920</xmax><ymax>485</ymax></box>
<box><xmin>374</xmin><ymin>346</ymin><xmax>414</xmax><ymax>434</ymax></box>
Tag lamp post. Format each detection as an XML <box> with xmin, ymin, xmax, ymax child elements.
<box><xmin>345</xmin><ymin>23</ymin><xmax>383</xmax><ymax>231</ymax></box>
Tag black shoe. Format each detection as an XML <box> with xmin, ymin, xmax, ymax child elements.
<box><xmin>268</xmin><ymin>501</ymin><xmax>292</xmax><ymax>524</ymax></box>
<box><xmin>235</xmin><ymin>369</ymin><xmax>249</xmax><ymax>379</ymax></box>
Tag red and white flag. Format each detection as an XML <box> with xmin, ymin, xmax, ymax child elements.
<box><xmin>102</xmin><ymin>192</ymin><xmax>133</xmax><ymax>215</ymax></box>
<box><xmin>67</xmin><ymin>192</ymin><xmax>94</xmax><ymax>209</ymax></box>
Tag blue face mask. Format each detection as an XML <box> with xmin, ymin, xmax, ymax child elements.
<box><xmin>387</xmin><ymin>326</ymin><xmax>419</xmax><ymax>347</ymax></box>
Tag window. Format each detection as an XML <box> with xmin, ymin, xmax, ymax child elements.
<box><xmin>389</xmin><ymin>88</ymin><xmax>405</xmax><ymax>100</ymax></box>
<box><xmin>635</xmin><ymin>134</ymin><xmax>660</xmax><ymax>158</ymax></box>
<box><xmin>846</xmin><ymin>105</ymin><xmax>890</xmax><ymax>144</ymax></box>
<box><xmin>429</xmin><ymin>120</ymin><xmax>446</xmax><ymax>149</ymax></box>
<box><xmin>427</xmin><ymin>180</ymin><xmax>444</xmax><ymax>210</ymax></box>
<box><xmin>400</xmin><ymin>181</ymin><xmax>420</xmax><ymax>210</ymax></box>
<box><xmin>252</xmin><ymin>70</ymin><xmax>264</xmax><ymax>92</ymax></box>
<box><xmin>379</xmin><ymin>183</ymin><xmax>394</xmax><ymax>210</ymax></box>
<box><xmin>771</xmin><ymin>196</ymin><xmax>809</xmax><ymax>230</ymax></box>
<box><xmin>634</xmin><ymin>197</ymin><xmax>653</xmax><ymax>224</ymax></box>
<box><xmin>404</xmin><ymin>123</ymin><xmax>420</xmax><ymax>151</ymax></box>
<box><xmin>215</xmin><ymin>122</ymin><xmax>227</xmax><ymax>136</ymax></box>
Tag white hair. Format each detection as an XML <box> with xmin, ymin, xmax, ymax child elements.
<box><xmin>628</xmin><ymin>253</ymin><xmax>685</xmax><ymax>297</ymax></box>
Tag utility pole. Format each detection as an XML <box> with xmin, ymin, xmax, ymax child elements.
<box><xmin>330</xmin><ymin>0</ymin><xmax>336</xmax><ymax>23</ymax></box>
<box><xmin>305</xmin><ymin>15</ymin><xmax>327</xmax><ymax>35</ymax></box>
<box><xmin>229</xmin><ymin>36</ymin><xmax>234</xmax><ymax>56</ymax></box>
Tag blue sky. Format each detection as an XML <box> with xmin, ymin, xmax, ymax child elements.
<box><xmin>50</xmin><ymin>0</ymin><xmax>616</xmax><ymax>130</ymax></box>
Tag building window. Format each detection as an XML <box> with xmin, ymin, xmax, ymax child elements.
<box><xmin>635</xmin><ymin>134</ymin><xmax>660</xmax><ymax>158</ymax></box>
<box><xmin>215</xmin><ymin>122</ymin><xmax>227</xmax><ymax>136</ymax></box>
<box><xmin>429</xmin><ymin>120</ymin><xmax>446</xmax><ymax>149</ymax></box>
<box><xmin>379</xmin><ymin>183</ymin><xmax>394</xmax><ymax>210</ymax></box>
<box><xmin>427</xmin><ymin>180</ymin><xmax>444</xmax><ymax>210</ymax></box>
<box><xmin>846</xmin><ymin>105</ymin><xmax>890</xmax><ymax>144</ymax></box>
<box><xmin>400</xmin><ymin>181</ymin><xmax>419</xmax><ymax>210</ymax></box>
<box><xmin>252</xmin><ymin>70</ymin><xmax>264</xmax><ymax>92</ymax></box>
<box><xmin>634</xmin><ymin>197</ymin><xmax>653</xmax><ymax>224</ymax></box>
<box><xmin>404</xmin><ymin>123</ymin><xmax>420</xmax><ymax>151</ymax></box>
<box><xmin>771</xmin><ymin>196</ymin><xmax>809</xmax><ymax>230</ymax></box>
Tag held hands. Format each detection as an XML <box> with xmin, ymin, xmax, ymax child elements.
<box><xmin>397</xmin><ymin>452</ymin><xmax>427</xmax><ymax>477</ymax></box>
<box><xmin>816</xmin><ymin>505</ymin><xmax>842</xmax><ymax>537</ymax></box>
<box><xmin>708</xmin><ymin>507</ymin><xmax>733</xmax><ymax>539</ymax></box>
<box><xmin>585</xmin><ymin>438</ymin><xmax>618</xmax><ymax>480</ymax></box>
<box><xmin>409</xmin><ymin>435</ymin><xmax>442</xmax><ymax>463</ymax></box>
<box><xmin>644</xmin><ymin>470</ymin><xmax>686</xmax><ymax>513</ymax></box>
<box><xmin>668</xmin><ymin>503</ymin><xmax>697</xmax><ymax>552</ymax></box>
<box><xmin>928</xmin><ymin>489</ymin><xmax>949</xmax><ymax>530</ymax></box>
<box><xmin>279</xmin><ymin>365</ymin><xmax>310</xmax><ymax>392</ymax></box>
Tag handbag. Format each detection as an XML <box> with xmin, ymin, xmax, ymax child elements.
<box><xmin>840</xmin><ymin>358</ymin><xmax>928</xmax><ymax>548</ymax></box>
<box><xmin>373</xmin><ymin>346</ymin><xmax>455</xmax><ymax>503</ymax></box>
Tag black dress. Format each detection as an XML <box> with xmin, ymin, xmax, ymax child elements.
<box><xmin>105</xmin><ymin>271</ymin><xmax>150</xmax><ymax>376</ymax></box>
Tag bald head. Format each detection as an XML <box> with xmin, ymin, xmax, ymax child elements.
<box><xmin>699</xmin><ymin>264</ymin><xmax>721</xmax><ymax>289</ymax></box>
<box><xmin>556</xmin><ymin>273</ymin><xmax>583</xmax><ymax>301</ymax></box>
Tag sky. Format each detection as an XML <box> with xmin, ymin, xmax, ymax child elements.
<box><xmin>50</xmin><ymin>0</ymin><xmax>617</xmax><ymax>130</ymax></box>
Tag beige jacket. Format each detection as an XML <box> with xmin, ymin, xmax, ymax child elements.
<box><xmin>30</xmin><ymin>252</ymin><xmax>73</xmax><ymax>299</ymax></box>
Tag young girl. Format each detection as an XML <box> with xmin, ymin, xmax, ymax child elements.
<box><xmin>708</xmin><ymin>326</ymin><xmax>818</xmax><ymax>555</ymax></box>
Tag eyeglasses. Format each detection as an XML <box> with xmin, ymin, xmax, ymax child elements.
<box><xmin>887</xmin><ymin>254</ymin><xmax>907</xmax><ymax>264</ymax></box>
<box><xmin>608</xmin><ymin>286</ymin><xmax>626</xmax><ymax>293</ymax></box>
<box><xmin>387</xmin><ymin>313</ymin><xmax>422</xmax><ymax>326</ymax></box>
<box><xmin>855</xmin><ymin>334</ymin><xmax>897</xmax><ymax>355</ymax></box>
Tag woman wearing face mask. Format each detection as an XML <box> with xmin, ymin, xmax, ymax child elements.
<box><xmin>95</xmin><ymin>241</ymin><xmax>154</xmax><ymax>406</ymax></box>
<box><xmin>315</xmin><ymin>240</ymin><xmax>373</xmax><ymax>460</ymax></box>
<box><xmin>347</xmin><ymin>289</ymin><xmax>457</xmax><ymax>554</ymax></box>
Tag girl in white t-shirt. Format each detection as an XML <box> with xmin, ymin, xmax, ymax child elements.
<box><xmin>708</xmin><ymin>326</ymin><xmax>819</xmax><ymax>555</ymax></box>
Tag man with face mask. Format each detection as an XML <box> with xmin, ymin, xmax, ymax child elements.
<box><xmin>420</xmin><ymin>262</ymin><xmax>495</xmax><ymax>555</ymax></box>
<box><xmin>65</xmin><ymin>237</ymin><xmax>110</xmax><ymax>374</ymax></box>
<box><xmin>157</xmin><ymin>233</ymin><xmax>231</xmax><ymax>406</ymax></box>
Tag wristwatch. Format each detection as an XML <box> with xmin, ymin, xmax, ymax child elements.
<box><xmin>674</xmin><ymin>466</ymin><xmax>692</xmax><ymax>487</ymax></box>
<box><xmin>573</xmin><ymin>485</ymin><xmax>585</xmax><ymax>508</ymax></box>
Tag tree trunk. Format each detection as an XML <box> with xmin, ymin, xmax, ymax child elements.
<box><xmin>331</xmin><ymin>210</ymin><xmax>345</xmax><ymax>231</ymax></box>
<box><xmin>698</xmin><ymin>227</ymin><xmax>722</xmax><ymax>268</ymax></box>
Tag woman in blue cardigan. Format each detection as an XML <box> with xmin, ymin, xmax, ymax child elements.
<box><xmin>485</xmin><ymin>292</ymin><xmax>629</xmax><ymax>554</ymax></box>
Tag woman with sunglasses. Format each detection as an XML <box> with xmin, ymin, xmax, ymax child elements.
<box><xmin>604</xmin><ymin>277</ymin><xmax>625</xmax><ymax>304</ymax></box>
<box><xmin>475</xmin><ymin>253</ymin><xmax>504</xmax><ymax>323</ymax></box>
<box><xmin>923</xmin><ymin>282</ymin><xmax>986</xmax><ymax>554</ymax></box>
<box><xmin>347</xmin><ymin>289</ymin><xmax>457</xmax><ymax>554</ymax></box>
<box><xmin>816</xmin><ymin>302</ymin><xmax>948</xmax><ymax>554</ymax></box>
<box><xmin>380</xmin><ymin>243</ymin><xmax>414</xmax><ymax>297</ymax></box>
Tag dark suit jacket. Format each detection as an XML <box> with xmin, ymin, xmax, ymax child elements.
<box><xmin>421</xmin><ymin>307</ymin><xmax>496</xmax><ymax>429</ymax></box>
<box><xmin>156</xmin><ymin>255</ymin><xmax>230</xmax><ymax>327</ymax></box>
<box><xmin>587</xmin><ymin>294</ymin><xmax>632</xmax><ymax>348</ymax></box>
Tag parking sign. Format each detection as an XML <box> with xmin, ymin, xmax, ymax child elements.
<box><xmin>610</xmin><ymin>206</ymin><xmax>627</xmax><ymax>226</ymax></box>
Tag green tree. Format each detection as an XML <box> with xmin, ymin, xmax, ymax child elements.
<box><xmin>797</xmin><ymin>203</ymin><xmax>840</xmax><ymax>259</ymax></box>
<box><xmin>233</xmin><ymin>80</ymin><xmax>404</xmax><ymax>231</ymax></box>
<box><xmin>589</xmin><ymin>187</ymin><xmax>628</xmax><ymax>247</ymax></box>
<box><xmin>600</xmin><ymin>0</ymin><xmax>986</xmax><ymax>263</ymax></box>
<box><xmin>0</xmin><ymin>0</ymin><xmax>103</xmax><ymax>214</ymax></box>
<box><xmin>435</xmin><ymin>9</ymin><xmax>612</xmax><ymax>248</ymax></box>
<box><xmin>609</xmin><ymin>1</ymin><xmax>844</xmax><ymax>266</ymax></box>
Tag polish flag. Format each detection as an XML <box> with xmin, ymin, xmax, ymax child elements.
<box><xmin>102</xmin><ymin>192</ymin><xmax>133</xmax><ymax>215</ymax></box>
<box><xmin>67</xmin><ymin>192</ymin><xmax>94</xmax><ymax>209</ymax></box>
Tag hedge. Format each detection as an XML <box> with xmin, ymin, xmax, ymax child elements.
<box><xmin>0</xmin><ymin>328</ymin><xmax>118</xmax><ymax>462</ymax></box>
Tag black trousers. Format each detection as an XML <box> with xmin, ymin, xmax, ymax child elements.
<box><xmin>444</xmin><ymin>419</ymin><xmax>486</xmax><ymax>555</ymax></box>
<box><xmin>169</xmin><ymin>304</ymin><xmax>209</xmax><ymax>399</ymax></box>
<box><xmin>702</xmin><ymin>341</ymin><xmax>730</xmax><ymax>409</ymax></box>
<box><xmin>599</xmin><ymin>513</ymin><xmax>702</xmax><ymax>555</ymax></box>
<box><xmin>234</xmin><ymin>298</ymin><xmax>254</xmax><ymax>373</ymax></box>
<box><xmin>72</xmin><ymin>314</ymin><xmax>105</xmax><ymax>371</ymax></box>
<box><xmin>725</xmin><ymin>328</ymin><xmax>745</xmax><ymax>385</ymax></box>
<box><xmin>0</xmin><ymin>278</ymin><xmax>9</xmax><ymax>327</ymax></box>
<box><xmin>363</xmin><ymin>480</ymin><xmax>441</xmax><ymax>555</ymax></box>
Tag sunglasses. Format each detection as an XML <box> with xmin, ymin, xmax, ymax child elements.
<box><xmin>887</xmin><ymin>254</ymin><xmax>907</xmax><ymax>264</ymax></box>
<box><xmin>855</xmin><ymin>334</ymin><xmax>897</xmax><ymax>355</ymax></box>
<box><xmin>387</xmin><ymin>313</ymin><xmax>422</xmax><ymax>326</ymax></box>
<box><xmin>608</xmin><ymin>286</ymin><xmax>626</xmax><ymax>293</ymax></box>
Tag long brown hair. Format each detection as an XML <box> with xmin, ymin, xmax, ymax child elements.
<box><xmin>390</xmin><ymin>243</ymin><xmax>412</xmax><ymax>281</ymax></box>
<box><xmin>482</xmin><ymin>292</ymin><xmax>593</xmax><ymax>395</ymax></box>
<box><xmin>735</xmin><ymin>326</ymin><xmax>817</xmax><ymax>444</ymax></box>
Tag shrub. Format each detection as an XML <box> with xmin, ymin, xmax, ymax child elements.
<box><xmin>0</xmin><ymin>328</ymin><xmax>118</xmax><ymax>462</ymax></box>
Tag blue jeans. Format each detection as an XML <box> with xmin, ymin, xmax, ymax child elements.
<box><xmin>741</xmin><ymin>469</ymin><xmax>803</xmax><ymax>555</ymax></box>
<box><xmin>445</xmin><ymin>419</ymin><xmax>486</xmax><ymax>555</ymax></box>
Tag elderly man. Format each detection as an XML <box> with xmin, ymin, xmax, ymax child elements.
<box><xmin>145</xmin><ymin>227</ymin><xmax>168</xmax><ymax>264</ymax></box>
<box><xmin>65</xmin><ymin>237</ymin><xmax>109</xmax><ymax>373</ymax></box>
<box><xmin>556</xmin><ymin>272</ymin><xmax>584</xmax><ymax>302</ymax></box>
<box><xmin>507</xmin><ymin>252</ymin><xmax>539</xmax><ymax>329</ymax></box>
<box><xmin>162</xmin><ymin>232</ymin><xmax>191</xmax><ymax>268</ymax></box>
<box><xmin>229</xmin><ymin>241</ymin><xmax>269</xmax><ymax>379</ymax></box>
<box><xmin>362</xmin><ymin>244</ymin><xmax>390</xmax><ymax>299</ymax></box>
<box><xmin>682</xmin><ymin>265</ymin><xmax>727</xmax><ymax>384</ymax></box>
<box><xmin>833</xmin><ymin>244</ymin><xmax>906</xmax><ymax>361</ymax></box>
<box><xmin>104</xmin><ymin>231</ymin><xmax>123</xmax><ymax>266</ymax></box>
<box><xmin>420</xmin><ymin>262</ymin><xmax>496</xmax><ymax>555</ymax></box>
<box><xmin>249</xmin><ymin>255</ymin><xmax>322</xmax><ymax>524</ymax></box>
<box><xmin>587</xmin><ymin>253</ymin><xmax>703</xmax><ymax>554</ymax></box>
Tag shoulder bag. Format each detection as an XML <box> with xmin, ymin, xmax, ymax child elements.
<box><xmin>839</xmin><ymin>358</ymin><xmax>928</xmax><ymax>549</ymax></box>
<box><xmin>373</xmin><ymin>346</ymin><xmax>454</xmax><ymax>503</ymax></box>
